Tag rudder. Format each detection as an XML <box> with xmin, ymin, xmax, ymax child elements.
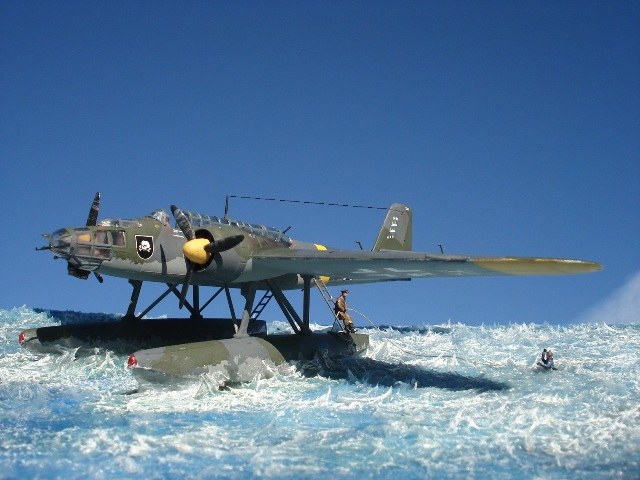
<box><xmin>372</xmin><ymin>203</ymin><xmax>412</xmax><ymax>251</ymax></box>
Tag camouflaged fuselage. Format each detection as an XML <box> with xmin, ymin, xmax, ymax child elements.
<box><xmin>48</xmin><ymin>210</ymin><xmax>325</xmax><ymax>290</ymax></box>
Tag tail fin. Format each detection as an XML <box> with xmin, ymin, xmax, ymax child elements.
<box><xmin>372</xmin><ymin>203</ymin><xmax>412</xmax><ymax>251</ymax></box>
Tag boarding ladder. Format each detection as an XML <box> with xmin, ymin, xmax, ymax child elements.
<box><xmin>313</xmin><ymin>277</ymin><xmax>344</xmax><ymax>332</ymax></box>
<box><xmin>250</xmin><ymin>290</ymin><xmax>274</xmax><ymax>320</ymax></box>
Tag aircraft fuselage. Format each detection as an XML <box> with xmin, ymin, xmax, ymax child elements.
<box><xmin>46</xmin><ymin>209</ymin><xmax>324</xmax><ymax>290</ymax></box>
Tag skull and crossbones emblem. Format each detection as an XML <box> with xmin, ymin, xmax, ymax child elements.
<box><xmin>138</xmin><ymin>240</ymin><xmax>151</xmax><ymax>253</ymax></box>
<box><xmin>135</xmin><ymin>235</ymin><xmax>154</xmax><ymax>259</ymax></box>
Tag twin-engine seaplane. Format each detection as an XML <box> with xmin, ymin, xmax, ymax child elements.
<box><xmin>24</xmin><ymin>193</ymin><xmax>601</xmax><ymax>381</ymax></box>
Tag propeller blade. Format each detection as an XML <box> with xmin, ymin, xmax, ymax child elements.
<box><xmin>86</xmin><ymin>192</ymin><xmax>101</xmax><ymax>227</ymax></box>
<box><xmin>178</xmin><ymin>261</ymin><xmax>193</xmax><ymax>309</ymax></box>
<box><xmin>170</xmin><ymin>205</ymin><xmax>195</xmax><ymax>241</ymax></box>
<box><xmin>204</xmin><ymin>234</ymin><xmax>245</xmax><ymax>254</ymax></box>
<box><xmin>171</xmin><ymin>204</ymin><xmax>242</xmax><ymax>309</ymax></box>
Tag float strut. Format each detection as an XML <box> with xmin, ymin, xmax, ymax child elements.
<box><xmin>302</xmin><ymin>275</ymin><xmax>312</xmax><ymax>332</ymax></box>
<box><xmin>191</xmin><ymin>285</ymin><xmax>202</xmax><ymax>320</ymax></box>
<box><xmin>123</xmin><ymin>280</ymin><xmax>142</xmax><ymax>321</ymax></box>
<box><xmin>235</xmin><ymin>283</ymin><xmax>256</xmax><ymax>338</ymax></box>
<box><xmin>266</xmin><ymin>280</ymin><xmax>311</xmax><ymax>335</ymax></box>
<box><xmin>225</xmin><ymin>285</ymin><xmax>237</xmax><ymax>321</ymax></box>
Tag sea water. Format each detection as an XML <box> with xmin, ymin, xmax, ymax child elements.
<box><xmin>0</xmin><ymin>307</ymin><xmax>638</xmax><ymax>479</ymax></box>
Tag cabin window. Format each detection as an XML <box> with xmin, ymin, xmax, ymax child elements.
<box><xmin>95</xmin><ymin>231</ymin><xmax>109</xmax><ymax>244</ymax></box>
<box><xmin>93</xmin><ymin>247</ymin><xmax>111</xmax><ymax>259</ymax></box>
<box><xmin>76</xmin><ymin>229</ymin><xmax>91</xmax><ymax>244</ymax></box>
<box><xmin>75</xmin><ymin>245</ymin><xmax>92</xmax><ymax>256</ymax></box>
<box><xmin>112</xmin><ymin>231</ymin><xmax>125</xmax><ymax>246</ymax></box>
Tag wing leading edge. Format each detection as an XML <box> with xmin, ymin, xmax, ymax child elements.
<box><xmin>251</xmin><ymin>249</ymin><xmax>602</xmax><ymax>283</ymax></box>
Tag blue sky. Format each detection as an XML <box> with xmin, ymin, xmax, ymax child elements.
<box><xmin>1</xmin><ymin>1</ymin><xmax>638</xmax><ymax>326</ymax></box>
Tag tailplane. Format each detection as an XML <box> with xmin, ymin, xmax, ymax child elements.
<box><xmin>372</xmin><ymin>203</ymin><xmax>412</xmax><ymax>251</ymax></box>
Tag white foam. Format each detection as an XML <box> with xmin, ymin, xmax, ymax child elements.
<box><xmin>1</xmin><ymin>308</ymin><xmax>639</xmax><ymax>478</ymax></box>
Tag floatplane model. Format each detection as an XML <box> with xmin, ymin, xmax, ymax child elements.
<box><xmin>24</xmin><ymin>193</ymin><xmax>600</xmax><ymax>381</ymax></box>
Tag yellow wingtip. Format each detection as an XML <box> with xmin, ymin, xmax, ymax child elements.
<box><xmin>474</xmin><ymin>258</ymin><xmax>602</xmax><ymax>275</ymax></box>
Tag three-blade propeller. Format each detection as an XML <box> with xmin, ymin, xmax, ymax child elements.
<box><xmin>170</xmin><ymin>205</ymin><xmax>244</xmax><ymax>308</ymax></box>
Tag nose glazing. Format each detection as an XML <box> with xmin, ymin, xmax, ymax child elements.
<box><xmin>49</xmin><ymin>228</ymin><xmax>73</xmax><ymax>257</ymax></box>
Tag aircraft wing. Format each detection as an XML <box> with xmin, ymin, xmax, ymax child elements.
<box><xmin>251</xmin><ymin>249</ymin><xmax>602</xmax><ymax>282</ymax></box>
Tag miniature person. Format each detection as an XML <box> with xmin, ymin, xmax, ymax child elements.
<box><xmin>334</xmin><ymin>289</ymin><xmax>355</xmax><ymax>333</ymax></box>
<box><xmin>545</xmin><ymin>350</ymin><xmax>555</xmax><ymax>369</ymax></box>
<box><xmin>540</xmin><ymin>349</ymin><xmax>548</xmax><ymax>364</ymax></box>
<box><xmin>537</xmin><ymin>349</ymin><xmax>556</xmax><ymax>370</ymax></box>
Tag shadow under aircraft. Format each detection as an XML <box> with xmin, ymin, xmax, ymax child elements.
<box><xmin>297</xmin><ymin>353</ymin><xmax>509</xmax><ymax>392</ymax></box>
